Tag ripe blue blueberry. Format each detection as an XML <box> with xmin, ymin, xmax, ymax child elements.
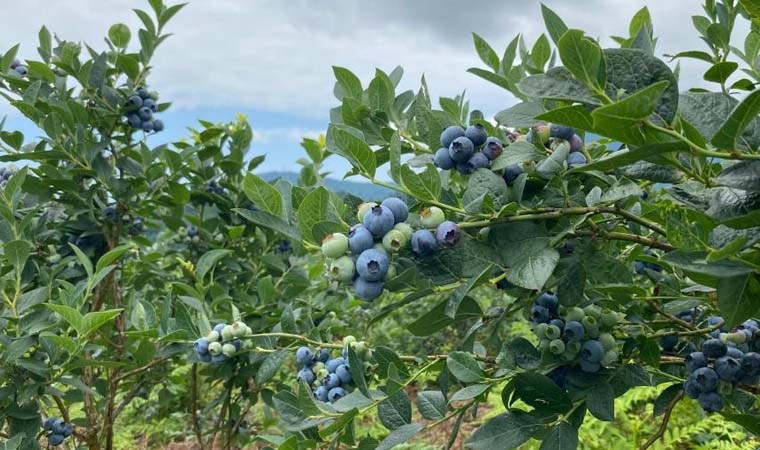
<box><xmin>43</xmin><ymin>417</ymin><xmax>63</xmax><ymax>432</ymax></box>
<box><xmin>126</xmin><ymin>114</ymin><xmax>141</xmax><ymax>128</ymax></box>
<box><xmin>363</xmin><ymin>205</ymin><xmax>395</xmax><ymax>237</ymax></box>
<box><xmin>535</xmin><ymin>292</ymin><xmax>558</xmax><ymax>313</ymax></box>
<box><xmin>103</xmin><ymin>207</ymin><xmax>119</xmax><ymax>222</ymax></box>
<box><xmin>153</xmin><ymin>119</ymin><xmax>165</xmax><ymax>132</ymax></box>
<box><xmin>411</xmin><ymin>230</ymin><xmax>438</xmax><ymax>257</ymax></box>
<box><xmin>62</xmin><ymin>423</ymin><xmax>73</xmax><ymax>437</ymax></box>
<box><xmin>296</xmin><ymin>347</ymin><xmax>314</xmax><ymax>366</ymax></box>
<box><xmin>14</xmin><ymin>66</ymin><xmax>28</xmax><ymax>76</ymax></box>
<box><xmin>48</xmin><ymin>434</ymin><xmax>65</xmax><ymax>446</ymax></box>
<box><xmin>380</xmin><ymin>197</ymin><xmax>409</xmax><ymax>223</ymax></box>
<box><xmin>194</xmin><ymin>338</ymin><xmax>210</xmax><ymax>355</ymax></box>
<box><xmin>692</xmin><ymin>367</ymin><xmax>719</xmax><ymax>391</ymax></box>
<box><xmin>456</xmin><ymin>162</ymin><xmax>474</xmax><ymax>175</ymax></box>
<box><xmin>348</xmin><ymin>225</ymin><xmax>374</xmax><ymax>255</ymax></box>
<box><xmin>698</xmin><ymin>391</ymin><xmax>724</xmax><ymax>413</ymax></box>
<box><xmin>564</xmin><ymin>321</ymin><xmax>585</xmax><ymax>341</ymax></box>
<box><xmin>314</xmin><ymin>385</ymin><xmax>329</xmax><ymax>401</ymax></box>
<box><xmin>211</xmin><ymin>354</ymin><xmax>227</xmax><ymax>363</ymax></box>
<box><xmin>569</xmin><ymin>134</ymin><xmax>583</xmax><ymax>152</ymax></box>
<box><xmin>683</xmin><ymin>377</ymin><xmax>701</xmax><ymax>399</ymax></box>
<box><xmin>726</xmin><ymin>346</ymin><xmax>744</xmax><ymax>359</ymax></box>
<box><xmin>440</xmin><ymin>125</ymin><xmax>465</xmax><ymax>148</ymax></box>
<box><xmin>326</xmin><ymin>357</ymin><xmax>346</xmax><ymax>373</ymax></box>
<box><xmin>549</xmin><ymin>124</ymin><xmax>575</xmax><ymax>140</ymax></box>
<box><xmin>685</xmin><ymin>352</ymin><xmax>708</xmax><ymax>373</ymax></box>
<box><xmin>353</xmin><ymin>277</ymin><xmax>384</xmax><ymax>301</ymax></box>
<box><xmin>336</xmin><ymin>364</ymin><xmax>352</xmax><ymax>383</ymax></box>
<box><xmin>741</xmin><ymin>352</ymin><xmax>760</xmax><ymax>375</ymax></box>
<box><xmin>297</xmin><ymin>368</ymin><xmax>316</xmax><ymax>385</ymax></box>
<box><xmin>481</xmin><ymin>137</ymin><xmax>503</xmax><ymax>160</ymax></box>
<box><xmin>138</xmin><ymin>106</ymin><xmax>153</xmax><ymax>121</ymax></box>
<box><xmin>581</xmin><ymin>340</ymin><xmax>605</xmax><ymax>362</ymax></box>
<box><xmin>435</xmin><ymin>221</ymin><xmax>461</xmax><ymax>247</ymax></box>
<box><xmin>143</xmin><ymin>98</ymin><xmax>157</xmax><ymax>112</ymax></box>
<box><xmin>356</xmin><ymin>249</ymin><xmax>390</xmax><ymax>282</ymax></box>
<box><xmin>579</xmin><ymin>359</ymin><xmax>601</xmax><ymax>373</ymax></box>
<box><xmin>213</xmin><ymin>323</ymin><xmax>226</xmax><ymax>334</ymax></box>
<box><xmin>142</xmin><ymin>121</ymin><xmax>154</xmax><ymax>132</ymax></box>
<box><xmin>549</xmin><ymin>319</ymin><xmax>565</xmax><ymax>332</ymax></box>
<box><xmin>126</xmin><ymin>95</ymin><xmax>143</xmax><ymax>109</ymax></box>
<box><xmin>465</xmin><ymin>124</ymin><xmax>487</xmax><ymax>146</ymax></box>
<box><xmin>136</xmin><ymin>87</ymin><xmax>150</xmax><ymax>99</ymax></box>
<box><xmin>530</xmin><ymin>305</ymin><xmax>551</xmax><ymax>324</ymax></box>
<box><xmin>659</xmin><ymin>335</ymin><xmax>678</xmax><ymax>351</ymax></box>
<box><xmin>324</xmin><ymin>373</ymin><xmax>341</xmax><ymax>389</ymax></box>
<box><xmin>567</xmin><ymin>152</ymin><xmax>587</xmax><ymax>167</ymax></box>
<box><xmin>317</xmin><ymin>349</ymin><xmax>330</xmax><ymax>363</ymax></box>
<box><xmin>467</xmin><ymin>152</ymin><xmax>490</xmax><ymax>171</ymax></box>
<box><xmin>503</xmin><ymin>164</ymin><xmax>523</xmax><ymax>185</ymax></box>
<box><xmin>9</xmin><ymin>59</ymin><xmax>20</xmax><ymax>69</ymax></box>
<box><xmin>714</xmin><ymin>356</ymin><xmax>741</xmax><ymax>381</ymax></box>
<box><xmin>434</xmin><ymin>147</ymin><xmax>455</xmax><ymax>170</ymax></box>
<box><xmin>328</xmin><ymin>387</ymin><xmax>346</xmax><ymax>403</ymax></box>
<box><xmin>702</xmin><ymin>339</ymin><xmax>728</xmax><ymax>359</ymax></box>
<box><xmin>448</xmin><ymin>136</ymin><xmax>475</xmax><ymax>163</ymax></box>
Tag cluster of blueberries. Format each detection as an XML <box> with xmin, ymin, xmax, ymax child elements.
<box><xmin>42</xmin><ymin>417</ymin><xmax>73</xmax><ymax>446</ymax></box>
<box><xmin>433</xmin><ymin>124</ymin><xmax>504</xmax><ymax>174</ymax></box>
<box><xmin>206</xmin><ymin>180</ymin><xmax>225</xmax><ymax>195</ymax></box>
<box><xmin>659</xmin><ymin>308</ymin><xmax>701</xmax><ymax>355</ymax></box>
<box><xmin>193</xmin><ymin>321</ymin><xmax>253</xmax><ymax>363</ymax></box>
<box><xmin>123</xmin><ymin>87</ymin><xmax>164</xmax><ymax>133</ymax></box>
<box><xmin>682</xmin><ymin>317</ymin><xmax>760</xmax><ymax>412</ymax></box>
<box><xmin>10</xmin><ymin>59</ymin><xmax>27</xmax><ymax>77</ymax></box>
<box><xmin>178</xmin><ymin>225</ymin><xmax>200</xmax><ymax>243</ymax></box>
<box><xmin>322</xmin><ymin>197</ymin><xmax>461</xmax><ymax>301</ymax></box>
<box><xmin>503</xmin><ymin>124</ymin><xmax>587</xmax><ymax>186</ymax></box>
<box><xmin>531</xmin><ymin>292</ymin><xmax>620</xmax><ymax>373</ymax></box>
<box><xmin>295</xmin><ymin>337</ymin><xmax>370</xmax><ymax>403</ymax></box>
<box><xmin>101</xmin><ymin>207</ymin><xmax>144</xmax><ymax>236</ymax></box>
<box><xmin>0</xmin><ymin>164</ymin><xmax>17</xmax><ymax>189</ymax></box>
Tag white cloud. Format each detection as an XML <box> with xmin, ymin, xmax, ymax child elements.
<box><xmin>253</xmin><ymin>126</ymin><xmax>323</xmax><ymax>144</ymax></box>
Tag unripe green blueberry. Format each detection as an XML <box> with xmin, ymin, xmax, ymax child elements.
<box><xmin>208</xmin><ymin>341</ymin><xmax>222</xmax><ymax>355</ymax></box>
<box><xmin>232</xmin><ymin>321</ymin><xmax>248</xmax><ymax>338</ymax></box>
<box><xmin>221</xmin><ymin>325</ymin><xmax>234</xmax><ymax>341</ymax></box>
<box><xmin>545</xmin><ymin>325</ymin><xmax>561</xmax><ymax>340</ymax></box>
<box><xmin>599</xmin><ymin>333</ymin><xmax>617</xmax><ymax>351</ymax></box>
<box><xmin>242</xmin><ymin>340</ymin><xmax>254</xmax><ymax>350</ymax></box>
<box><xmin>322</xmin><ymin>233</ymin><xmax>349</xmax><ymax>258</ymax></box>
<box><xmin>343</xmin><ymin>335</ymin><xmax>357</xmax><ymax>347</ymax></box>
<box><xmin>178</xmin><ymin>226</ymin><xmax>187</xmax><ymax>237</ymax></box>
<box><xmin>382</xmin><ymin>229</ymin><xmax>407</xmax><ymax>253</ymax></box>
<box><xmin>329</xmin><ymin>256</ymin><xmax>355</xmax><ymax>281</ymax></box>
<box><xmin>393</xmin><ymin>222</ymin><xmax>413</xmax><ymax>241</ymax></box>
<box><xmin>206</xmin><ymin>331</ymin><xmax>220</xmax><ymax>342</ymax></box>
<box><xmin>353</xmin><ymin>341</ymin><xmax>367</xmax><ymax>357</ymax></box>
<box><xmin>316</xmin><ymin>368</ymin><xmax>329</xmax><ymax>379</ymax></box>
<box><xmin>565</xmin><ymin>341</ymin><xmax>582</xmax><ymax>355</ymax></box>
<box><xmin>582</xmin><ymin>316</ymin><xmax>598</xmax><ymax>331</ymax></box>
<box><xmin>357</xmin><ymin>202</ymin><xmax>377</xmax><ymax>222</ymax></box>
<box><xmin>600</xmin><ymin>311</ymin><xmax>619</xmax><ymax>328</ymax></box>
<box><xmin>313</xmin><ymin>362</ymin><xmax>325</xmax><ymax>372</ymax></box>
<box><xmin>536</xmin><ymin>124</ymin><xmax>551</xmax><ymax>142</ymax></box>
<box><xmin>539</xmin><ymin>339</ymin><xmax>550</xmax><ymax>352</ymax></box>
<box><xmin>584</xmin><ymin>305</ymin><xmax>602</xmax><ymax>319</ymax></box>
<box><xmin>222</xmin><ymin>343</ymin><xmax>237</xmax><ymax>357</ymax></box>
<box><xmin>601</xmin><ymin>350</ymin><xmax>618</xmax><ymax>366</ymax></box>
<box><xmin>586</xmin><ymin>327</ymin><xmax>601</xmax><ymax>339</ymax></box>
<box><xmin>535</xmin><ymin>323</ymin><xmax>549</xmax><ymax>339</ymax></box>
<box><xmin>725</xmin><ymin>331</ymin><xmax>747</xmax><ymax>344</ymax></box>
<box><xmin>192</xmin><ymin>235</ymin><xmax>200</xmax><ymax>243</ymax></box>
<box><xmin>549</xmin><ymin>339</ymin><xmax>565</xmax><ymax>355</ymax></box>
<box><xmin>565</xmin><ymin>307</ymin><xmax>585</xmax><ymax>322</ymax></box>
<box><xmin>420</xmin><ymin>206</ymin><xmax>445</xmax><ymax>228</ymax></box>
<box><xmin>372</xmin><ymin>243</ymin><xmax>390</xmax><ymax>256</ymax></box>
<box><xmin>245</xmin><ymin>325</ymin><xmax>253</xmax><ymax>336</ymax></box>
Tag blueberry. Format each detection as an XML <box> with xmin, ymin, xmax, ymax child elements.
<box><xmin>348</xmin><ymin>225</ymin><xmax>374</xmax><ymax>255</ymax></box>
<box><xmin>336</xmin><ymin>364</ymin><xmax>352</xmax><ymax>383</ymax></box>
<box><xmin>296</xmin><ymin>347</ymin><xmax>314</xmax><ymax>366</ymax></box>
<box><xmin>103</xmin><ymin>207</ymin><xmax>119</xmax><ymax>222</ymax></box>
<box><xmin>503</xmin><ymin>164</ymin><xmax>523</xmax><ymax>185</ymax></box>
<box><xmin>435</xmin><ymin>221</ymin><xmax>461</xmax><ymax>247</ymax></box>
<box><xmin>434</xmin><ymin>147</ymin><xmax>456</xmax><ymax>170</ymax></box>
<box><xmin>550</xmin><ymin>319</ymin><xmax>565</xmax><ymax>332</ymax></box>
<box><xmin>549</xmin><ymin>339</ymin><xmax>565</xmax><ymax>355</ymax></box>
<box><xmin>297</xmin><ymin>368</ymin><xmax>316</xmax><ymax>385</ymax></box>
<box><xmin>314</xmin><ymin>385</ymin><xmax>329</xmax><ymax>401</ymax></box>
<box><xmin>9</xmin><ymin>59</ymin><xmax>20</xmax><ymax>69</ymax></box>
<box><xmin>569</xmin><ymin>134</ymin><xmax>583</xmax><ymax>152</ymax></box>
<box><xmin>328</xmin><ymin>387</ymin><xmax>346</xmax><ymax>403</ymax></box>
<box><xmin>199</xmin><ymin>353</ymin><xmax>212</xmax><ymax>363</ymax></box>
<box><xmin>544</xmin><ymin>325</ymin><xmax>562</xmax><ymax>340</ymax></box>
<box><xmin>43</xmin><ymin>417</ymin><xmax>62</xmax><ymax>432</ymax></box>
<box><xmin>726</xmin><ymin>346</ymin><xmax>744</xmax><ymax>359</ymax></box>
<box><xmin>579</xmin><ymin>359</ymin><xmax>601</xmax><ymax>373</ymax></box>
<box><xmin>581</xmin><ymin>340</ymin><xmax>605</xmax><ymax>363</ymax></box>
<box><xmin>329</xmin><ymin>256</ymin><xmax>355</xmax><ymax>281</ymax></box>
<box><xmin>62</xmin><ymin>422</ymin><xmax>73</xmax><ymax>437</ymax></box>
<box><xmin>740</xmin><ymin>352</ymin><xmax>760</xmax><ymax>376</ymax></box>
<box><xmin>153</xmin><ymin>119</ymin><xmax>165</xmax><ymax>132</ymax></box>
<box><xmin>456</xmin><ymin>161</ymin><xmax>474</xmax><ymax>175</ymax></box>
<box><xmin>382</xmin><ymin>229</ymin><xmax>407</xmax><ymax>253</ymax></box>
<box><xmin>549</xmin><ymin>124</ymin><xmax>575</xmax><ymax>140</ymax></box>
<box><xmin>685</xmin><ymin>352</ymin><xmax>708</xmax><ymax>373</ymax></box>
<box><xmin>467</xmin><ymin>152</ymin><xmax>490</xmax><ymax>171</ymax></box>
<box><xmin>380</xmin><ymin>197</ymin><xmax>409</xmax><ymax>223</ymax></box>
<box><xmin>194</xmin><ymin>338</ymin><xmax>210</xmax><ymax>355</ymax></box>
<box><xmin>126</xmin><ymin>95</ymin><xmax>143</xmax><ymax>109</ymax></box>
<box><xmin>14</xmin><ymin>65</ymin><xmax>28</xmax><ymax>76</ymax></box>
<box><xmin>692</xmin><ymin>367</ymin><xmax>719</xmax><ymax>391</ymax></box>
<box><xmin>683</xmin><ymin>377</ymin><xmax>701</xmax><ymax>399</ymax></box>
<box><xmin>465</xmin><ymin>124</ymin><xmax>487</xmax><ymax>146</ymax></box>
<box><xmin>211</xmin><ymin>354</ymin><xmax>227</xmax><ymax>363</ymax></box>
<box><xmin>567</xmin><ymin>152</ymin><xmax>587</xmax><ymax>167</ymax></box>
<box><xmin>322</xmin><ymin>233</ymin><xmax>349</xmax><ymax>258</ymax></box>
<box><xmin>481</xmin><ymin>137</ymin><xmax>503</xmax><ymax>160</ymax></box>
<box><xmin>659</xmin><ymin>335</ymin><xmax>678</xmax><ymax>351</ymax></box>
<box><xmin>702</xmin><ymin>339</ymin><xmax>727</xmax><ymax>359</ymax></box>
<box><xmin>530</xmin><ymin>305</ymin><xmax>551</xmax><ymax>324</ymax></box>
<box><xmin>440</xmin><ymin>125</ymin><xmax>465</xmax><ymax>148</ymax></box>
<box><xmin>634</xmin><ymin>261</ymin><xmax>645</xmax><ymax>274</ymax></box>
<box><xmin>411</xmin><ymin>230</ymin><xmax>438</xmax><ymax>257</ymax></box>
<box><xmin>698</xmin><ymin>391</ymin><xmax>724</xmax><ymax>413</ymax></box>
<box><xmin>324</xmin><ymin>373</ymin><xmax>341</xmax><ymax>389</ymax></box>
<box><xmin>136</xmin><ymin>87</ymin><xmax>150</xmax><ymax>99</ymax></box>
<box><xmin>448</xmin><ymin>136</ymin><xmax>475</xmax><ymax>163</ymax></box>
<box><xmin>715</xmin><ymin>356</ymin><xmax>741</xmax><ymax>381</ymax></box>
<box><xmin>143</xmin><ymin>98</ymin><xmax>157</xmax><ymax>112</ymax></box>
<box><xmin>317</xmin><ymin>349</ymin><xmax>330</xmax><ymax>363</ymax></box>
<box><xmin>420</xmin><ymin>206</ymin><xmax>445</xmax><ymax>228</ymax></box>
<box><xmin>142</xmin><ymin>121</ymin><xmax>154</xmax><ymax>132</ymax></box>
<box><xmin>601</xmin><ymin>350</ymin><xmax>619</xmax><ymax>366</ymax></box>
<box><xmin>138</xmin><ymin>106</ymin><xmax>153</xmax><ymax>121</ymax></box>
<box><xmin>326</xmin><ymin>357</ymin><xmax>346</xmax><ymax>373</ymax></box>
<box><xmin>356</xmin><ymin>249</ymin><xmax>390</xmax><ymax>282</ymax></box>
<box><xmin>564</xmin><ymin>321</ymin><xmax>585</xmax><ymax>341</ymax></box>
<box><xmin>535</xmin><ymin>292</ymin><xmax>559</xmax><ymax>313</ymax></box>
<box><xmin>357</xmin><ymin>202</ymin><xmax>377</xmax><ymax>222</ymax></box>
<box><xmin>353</xmin><ymin>277</ymin><xmax>384</xmax><ymax>301</ymax></box>
<box><xmin>222</xmin><ymin>343</ymin><xmax>237</xmax><ymax>357</ymax></box>
<box><xmin>48</xmin><ymin>434</ymin><xmax>65</xmax><ymax>446</ymax></box>
<box><xmin>213</xmin><ymin>323</ymin><xmax>226</xmax><ymax>334</ymax></box>
<box><xmin>363</xmin><ymin>205</ymin><xmax>395</xmax><ymax>237</ymax></box>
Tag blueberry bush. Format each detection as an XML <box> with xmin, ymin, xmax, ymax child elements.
<box><xmin>1</xmin><ymin>0</ymin><xmax>760</xmax><ymax>449</ymax></box>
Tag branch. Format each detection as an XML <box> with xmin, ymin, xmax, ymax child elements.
<box><xmin>52</xmin><ymin>395</ymin><xmax>69</xmax><ymax>422</ymax></box>
<box><xmin>650</xmin><ymin>320</ymin><xmax>725</xmax><ymax>338</ymax></box>
<box><xmin>647</xmin><ymin>301</ymin><xmax>697</xmax><ymax>330</ymax></box>
<box><xmin>113</xmin><ymin>380</ymin><xmax>146</xmax><ymax>419</ymax></box>
<box><xmin>191</xmin><ymin>364</ymin><xmax>207</xmax><ymax>450</ymax></box>
<box><xmin>113</xmin><ymin>356</ymin><xmax>170</xmax><ymax>383</ymax></box>
<box><xmin>640</xmin><ymin>390</ymin><xmax>684</xmax><ymax>450</ymax></box>
<box><xmin>573</xmin><ymin>230</ymin><xmax>674</xmax><ymax>252</ymax></box>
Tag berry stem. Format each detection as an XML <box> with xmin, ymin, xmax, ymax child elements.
<box><xmin>639</xmin><ymin>390</ymin><xmax>683</xmax><ymax>450</ymax></box>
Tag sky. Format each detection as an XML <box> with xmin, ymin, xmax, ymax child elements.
<box><xmin>0</xmin><ymin>0</ymin><xmax>747</xmax><ymax>181</ymax></box>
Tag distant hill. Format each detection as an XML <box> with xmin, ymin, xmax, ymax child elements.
<box><xmin>259</xmin><ymin>171</ymin><xmax>394</xmax><ymax>201</ymax></box>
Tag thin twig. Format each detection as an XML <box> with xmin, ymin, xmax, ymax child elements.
<box><xmin>640</xmin><ymin>391</ymin><xmax>684</xmax><ymax>450</ymax></box>
<box><xmin>113</xmin><ymin>356</ymin><xmax>170</xmax><ymax>382</ymax></box>
<box><xmin>650</xmin><ymin>320</ymin><xmax>724</xmax><ymax>338</ymax></box>
<box><xmin>647</xmin><ymin>301</ymin><xmax>697</xmax><ymax>330</ymax></box>
<box><xmin>191</xmin><ymin>364</ymin><xmax>206</xmax><ymax>450</ymax></box>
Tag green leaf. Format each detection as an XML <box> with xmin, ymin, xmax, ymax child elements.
<box><xmin>4</xmin><ymin>240</ymin><xmax>31</xmax><ymax>272</ymax></box>
<box><xmin>46</xmin><ymin>304</ymin><xmax>84</xmax><ymax>335</ymax></box>
<box><xmin>368</xmin><ymin>74</ymin><xmax>393</xmax><ymax>111</ymax></box>
<box><xmin>68</xmin><ymin>243</ymin><xmax>93</xmax><ymax>277</ymax></box>
<box><xmin>535</xmin><ymin>105</ymin><xmax>594</xmax><ymax>131</ymax></box>
<box><xmin>87</xmin><ymin>52</ymin><xmax>108</xmax><ymax>88</ymax></box>
<box><xmin>518</xmin><ymin>67</ymin><xmax>599</xmax><ymax>104</ymax></box>
<box><xmin>389</xmin><ymin>131</ymin><xmax>401</xmax><ymax>184</ymax></box>
<box><xmin>586</xmin><ymin>380</ymin><xmax>615</xmax><ymax>421</ymax></box>
<box><xmin>569</xmin><ymin>141</ymin><xmax>686</xmax><ymax>173</ymax></box>
<box><xmin>539</xmin><ymin>422</ymin><xmax>579</xmax><ymax>450</ymax></box>
<box><xmin>243</xmin><ymin>173</ymin><xmax>284</xmax><ymax>218</ymax></box>
<box><xmin>196</xmin><ymin>249</ymin><xmax>232</xmax><ymax>280</ymax></box>
<box><xmin>511</xmin><ymin>373</ymin><xmax>572</xmax><ymax>415</ymax></box>
<box><xmin>447</xmin><ymin>351</ymin><xmax>484</xmax><ymax>383</ymax></box>
<box><xmin>333</xmin><ymin>66</ymin><xmax>363</xmax><ymax>99</ymax></box>
<box><xmin>446</xmin><ymin>264</ymin><xmax>492</xmax><ymax>318</ymax></box>
<box><xmin>416</xmin><ymin>391</ymin><xmax>447</xmax><ymax>420</ymax></box>
<box><xmin>654</xmin><ymin>384</ymin><xmax>684</xmax><ymax>417</ymax></box>
<box><xmin>236</xmin><ymin>208</ymin><xmax>301</xmax><ymax>242</ymax></box>
<box><xmin>38</xmin><ymin>26</ymin><xmax>52</xmax><ymax>62</ymax></box>
<box><xmin>704</xmin><ymin>61</ymin><xmax>738</xmax><ymax>83</ymax></box>
<box><xmin>95</xmin><ymin>244</ymin><xmax>131</xmax><ymax>272</ymax></box>
<box><xmin>591</xmin><ymin>80</ymin><xmax>671</xmax><ymax>145</ymax></box>
<box><xmin>378</xmin><ymin>390</ymin><xmax>412</xmax><ymax>430</ymax></box>
<box><xmin>557</xmin><ymin>29</ymin><xmax>605</xmax><ymax>88</ymax></box>
<box><xmin>504</xmin><ymin>237</ymin><xmax>559</xmax><ymax>290</ymax></box>
<box><xmin>664</xmin><ymin>251</ymin><xmax>753</xmax><ymax>278</ymax></box>
<box><xmin>680</xmin><ymin>92</ymin><xmax>760</xmax><ymax>149</ymax></box>
<box><xmin>722</xmin><ymin>412</ymin><xmax>760</xmax><ymax>434</ymax></box>
<box><xmin>408</xmin><ymin>297</ymin><xmax>482</xmax><ymax>337</ymax></box>
<box><xmin>465</xmin><ymin>411</ymin><xmax>542</xmax><ymax>450</ymax></box>
<box><xmin>494</xmin><ymin>102</ymin><xmax>545</xmax><ymax>128</ymax></box>
<box><xmin>256</xmin><ymin>350</ymin><xmax>287</xmax><ymax>385</ymax></box>
<box><xmin>347</xmin><ymin>346</ymin><xmax>371</xmax><ymax>398</ymax></box>
<box><xmin>81</xmin><ymin>309</ymin><xmax>123</xmax><ymax>338</ymax></box>
<box><xmin>297</xmin><ymin>187</ymin><xmax>333</xmax><ymax>244</ymax></box>
<box><xmin>108</xmin><ymin>23</ymin><xmax>131</xmax><ymax>47</ymax></box>
<box><xmin>326</xmin><ymin>125</ymin><xmax>376</xmax><ymax>178</ymax></box>
<box><xmin>541</xmin><ymin>4</ymin><xmax>569</xmax><ymax>44</ymax></box>
<box><xmin>400</xmin><ymin>164</ymin><xmax>440</xmax><ymax>202</ymax></box>
<box><xmin>376</xmin><ymin>423</ymin><xmax>424</xmax><ymax>450</ymax></box>
<box><xmin>498</xmin><ymin>338</ymin><xmax>540</xmax><ymax>370</ymax></box>
<box><xmin>716</xmin><ymin>161</ymin><xmax>760</xmax><ymax>192</ymax></box>
<box><xmin>473</xmin><ymin>33</ymin><xmax>500</xmax><ymax>72</ymax></box>
<box><xmin>712</xmin><ymin>89</ymin><xmax>760</xmax><ymax>150</ymax></box>
<box><xmin>450</xmin><ymin>384</ymin><xmax>489</xmax><ymax>402</ymax></box>
<box><xmin>491</xmin><ymin>141</ymin><xmax>545</xmax><ymax>170</ymax></box>
<box><xmin>718</xmin><ymin>273</ymin><xmax>760</xmax><ymax>328</ymax></box>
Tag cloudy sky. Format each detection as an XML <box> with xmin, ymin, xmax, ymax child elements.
<box><xmin>0</xmin><ymin>0</ymin><xmax>746</xmax><ymax>179</ymax></box>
